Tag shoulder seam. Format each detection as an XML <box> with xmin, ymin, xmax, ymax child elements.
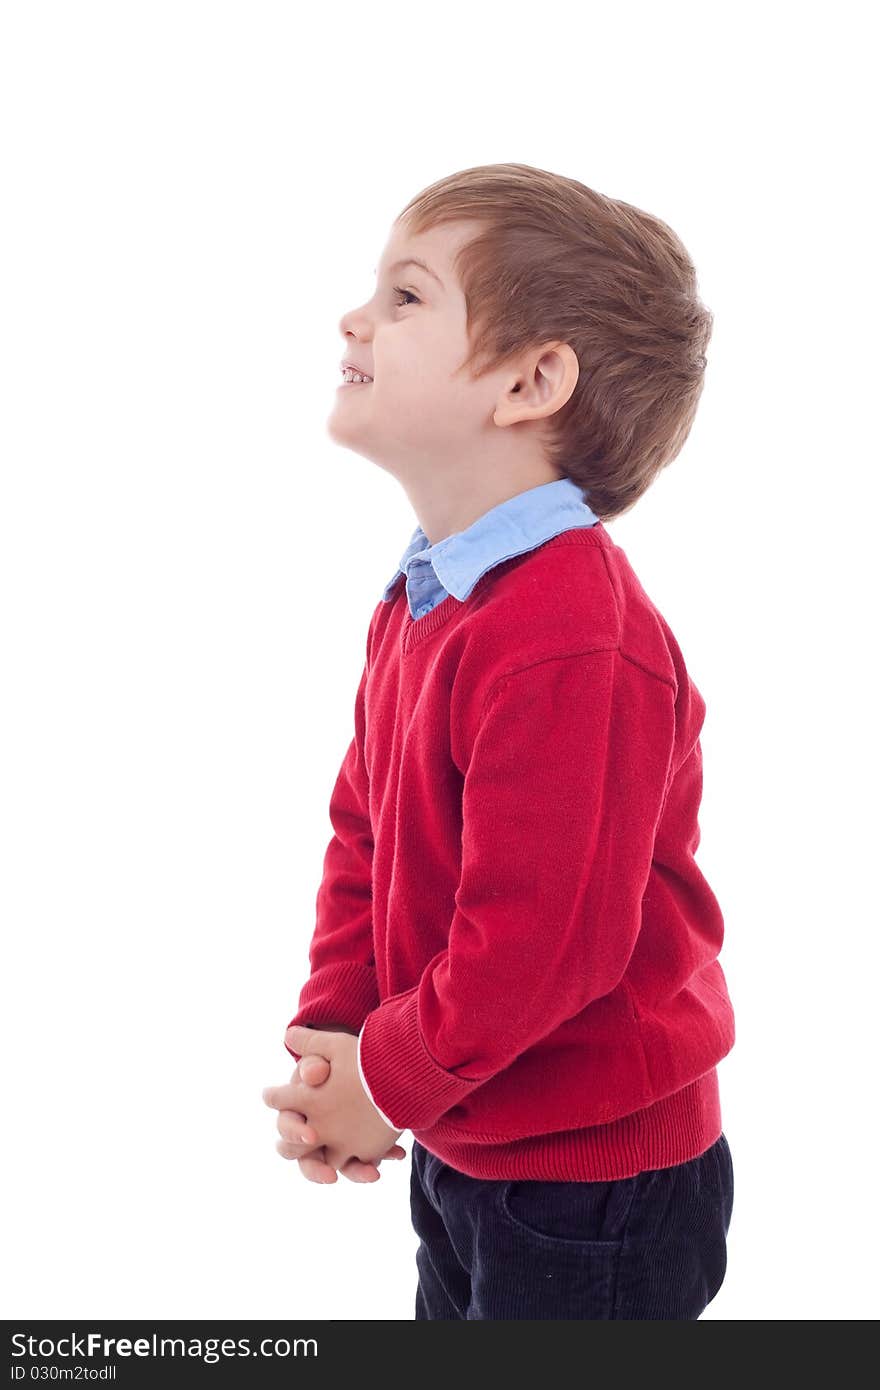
<box><xmin>598</xmin><ymin>543</ymin><xmax>623</xmax><ymax>630</ymax></box>
<box><xmin>478</xmin><ymin>647</ymin><xmax>675</xmax><ymax>725</ymax></box>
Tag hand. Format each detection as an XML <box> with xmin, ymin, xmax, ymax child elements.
<box><xmin>262</xmin><ymin>1025</ymin><xmax>406</xmax><ymax>1183</ymax></box>
<box><xmin>279</xmin><ymin>1025</ymin><xmax>405</xmax><ymax>1174</ymax></box>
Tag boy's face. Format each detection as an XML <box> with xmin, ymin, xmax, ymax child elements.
<box><xmin>328</xmin><ymin>219</ymin><xmax>522</xmax><ymax>483</ymax></box>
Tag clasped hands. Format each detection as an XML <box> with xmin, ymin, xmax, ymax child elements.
<box><xmin>262</xmin><ymin>1025</ymin><xmax>406</xmax><ymax>1184</ymax></box>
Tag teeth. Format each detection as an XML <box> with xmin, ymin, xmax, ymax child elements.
<box><xmin>342</xmin><ymin>369</ymin><xmax>373</xmax><ymax>383</ymax></box>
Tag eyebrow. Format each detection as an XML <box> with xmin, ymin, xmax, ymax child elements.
<box><xmin>373</xmin><ymin>257</ymin><xmax>445</xmax><ymax>291</ymax></box>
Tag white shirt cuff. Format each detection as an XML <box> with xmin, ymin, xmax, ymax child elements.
<box><xmin>357</xmin><ymin>1025</ymin><xmax>400</xmax><ymax>1131</ymax></box>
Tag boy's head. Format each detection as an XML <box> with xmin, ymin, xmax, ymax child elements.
<box><xmin>329</xmin><ymin>163</ymin><xmax>712</xmax><ymax>526</ymax></box>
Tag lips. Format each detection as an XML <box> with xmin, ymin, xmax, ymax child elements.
<box><xmin>340</xmin><ymin>360</ymin><xmax>374</xmax><ymax>381</ymax></box>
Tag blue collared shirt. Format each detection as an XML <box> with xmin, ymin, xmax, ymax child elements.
<box><xmin>381</xmin><ymin>476</ymin><xmax>601</xmax><ymax>621</ymax></box>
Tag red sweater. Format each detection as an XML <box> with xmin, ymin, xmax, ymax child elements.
<box><xmin>286</xmin><ymin>523</ymin><xmax>735</xmax><ymax>1180</ymax></box>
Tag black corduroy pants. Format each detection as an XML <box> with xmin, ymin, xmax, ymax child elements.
<box><xmin>410</xmin><ymin>1132</ymin><xmax>734</xmax><ymax>1320</ymax></box>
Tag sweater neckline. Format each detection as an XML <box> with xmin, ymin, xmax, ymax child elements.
<box><xmin>400</xmin><ymin>521</ymin><xmax>612</xmax><ymax>656</ymax></box>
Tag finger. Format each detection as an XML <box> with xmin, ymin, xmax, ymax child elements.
<box><xmin>263</xmin><ymin>1083</ymin><xmax>303</xmax><ymax>1111</ymax></box>
<box><xmin>276</xmin><ymin>1136</ymin><xmax>311</xmax><ymax>1161</ymax></box>
<box><xmin>277</xmin><ymin>1110</ymin><xmax>319</xmax><ymax>1147</ymax></box>
<box><xmin>264</xmin><ymin>1084</ymin><xmax>306</xmax><ymax>1112</ymax></box>
<box><xmin>298</xmin><ymin>1149</ymin><xmax>338</xmax><ymax>1184</ymax></box>
<box><xmin>262</xmin><ymin>1070</ymin><xmax>321</xmax><ymax>1112</ymax></box>
<box><xmin>339</xmin><ymin>1157</ymin><xmax>382</xmax><ymax>1183</ymax></box>
<box><xmin>384</xmin><ymin>1144</ymin><xmax>407</xmax><ymax>1159</ymax></box>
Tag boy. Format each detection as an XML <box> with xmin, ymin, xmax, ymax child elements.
<box><xmin>262</xmin><ymin>163</ymin><xmax>735</xmax><ymax>1320</ymax></box>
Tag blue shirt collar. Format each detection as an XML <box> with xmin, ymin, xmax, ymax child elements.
<box><xmin>381</xmin><ymin>476</ymin><xmax>600</xmax><ymax>615</ymax></box>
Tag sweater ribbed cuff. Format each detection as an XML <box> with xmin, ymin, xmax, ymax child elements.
<box><xmin>358</xmin><ymin>988</ymin><xmax>485</xmax><ymax>1132</ymax></box>
<box><xmin>285</xmin><ymin>961</ymin><xmax>379</xmax><ymax>1060</ymax></box>
<box><xmin>357</xmin><ymin>1027</ymin><xmax>399</xmax><ymax>1130</ymax></box>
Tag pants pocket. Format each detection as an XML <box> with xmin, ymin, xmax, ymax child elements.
<box><xmin>497</xmin><ymin>1173</ymin><xmax>639</xmax><ymax>1247</ymax></box>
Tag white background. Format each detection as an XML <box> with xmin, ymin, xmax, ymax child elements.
<box><xmin>2</xmin><ymin>0</ymin><xmax>877</xmax><ymax>1322</ymax></box>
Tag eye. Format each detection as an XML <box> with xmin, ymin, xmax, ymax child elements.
<box><xmin>392</xmin><ymin>285</ymin><xmax>420</xmax><ymax>307</ymax></box>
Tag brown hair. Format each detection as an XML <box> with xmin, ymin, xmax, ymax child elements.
<box><xmin>397</xmin><ymin>163</ymin><xmax>713</xmax><ymax>521</ymax></box>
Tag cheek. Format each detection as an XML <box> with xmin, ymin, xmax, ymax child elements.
<box><xmin>374</xmin><ymin>362</ymin><xmax>427</xmax><ymax>400</ymax></box>
<box><xmin>379</xmin><ymin>330</ymin><xmax>433</xmax><ymax>381</ymax></box>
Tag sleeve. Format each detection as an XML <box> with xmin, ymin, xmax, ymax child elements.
<box><xmin>357</xmin><ymin>1026</ymin><xmax>400</xmax><ymax>1130</ymax></box>
<box><xmin>285</xmin><ymin>615</ymin><xmax>379</xmax><ymax>1064</ymax></box>
<box><xmin>357</xmin><ymin>648</ymin><xmax>676</xmax><ymax>1132</ymax></box>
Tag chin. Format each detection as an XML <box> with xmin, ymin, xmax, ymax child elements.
<box><xmin>325</xmin><ymin>411</ymin><xmax>357</xmax><ymax>447</ymax></box>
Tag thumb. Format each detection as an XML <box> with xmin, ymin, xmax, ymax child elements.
<box><xmin>299</xmin><ymin>1052</ymin><xmax>331</xmax><ymax>1083</ymax></box>
<box><xmin>285</xmin><ymin>1025</ymin><xmax>315</xmax><ymax>1052</ymax></box>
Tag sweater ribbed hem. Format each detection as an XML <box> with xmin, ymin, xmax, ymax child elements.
<box><xmin>409</xmin><ymin>1068</ymin><xmax>722</xmax><ymax>1181</ymax></box>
